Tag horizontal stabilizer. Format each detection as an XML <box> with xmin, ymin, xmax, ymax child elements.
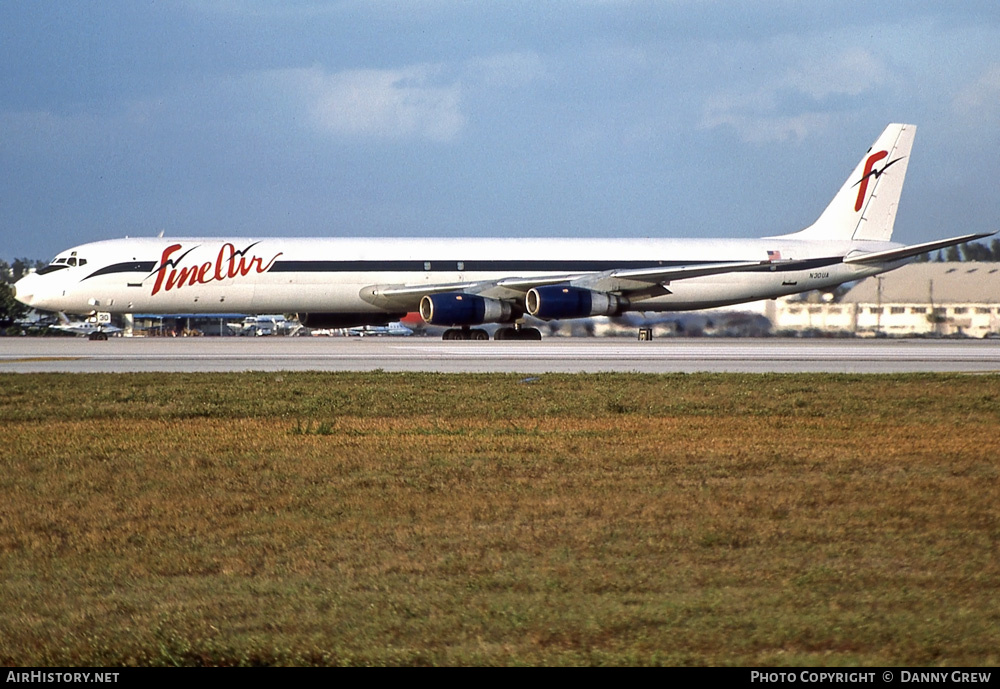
<box><xmin>843</xmin><ymin>231</ymin><xmax>996</xmax><ymax>264</ymax></box>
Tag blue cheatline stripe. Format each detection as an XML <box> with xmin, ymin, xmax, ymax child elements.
<box><xmin>83</xmin><ymin>261</ymin><xmax>157</xmax><ymax>280</ymax></box>
<box><xmin>270</xmin><ymin>257</ymin><xmax>844</xmax><ymax>273</ymax></box>
<box><xmin>268</xmin><ymin>259</ymin><xmax>697</xmax><ymax>273</ymax></box>
<box><xmin>81</xmin><ymin>256</ymin><xmax>845</xmax><ymax>279</ymax></box>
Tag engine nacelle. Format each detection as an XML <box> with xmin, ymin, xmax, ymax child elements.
<box><xmin>526</xmin><ymin>286</ymin><xmax>627</xmax><ymax>320</ymax></box>
<box><xmin>299</xmin><ymin>312</ymin><xmax>405</xmax><ymax>328</ymax></box>
<box><xmin>419</xmin><ymin>293</ymin><xmax>514</xmax><ymax>326</ymax></box>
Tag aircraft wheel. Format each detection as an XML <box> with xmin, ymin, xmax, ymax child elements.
<box><xmin>494</xmin><ymin>327</ymin><xmax>514</xmax><ymax>341</ymax></box>
<box><xmin>519</xmin><ymin>327</ymin><xmax>542</xmax><ymax>341</ymax></box>
<box><xmin>442</xmin><ymin>328</ymin><xmax>459</xmax><ymax>340</ymax></box>
<box><xmin>471</xmin><ymin>329</ymin><xmax>489</xmax><ymax>341</ymax></box>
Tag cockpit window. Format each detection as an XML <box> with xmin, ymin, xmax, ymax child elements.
<box><xmin>36</xmin><ymin>255</ymin><xmax>86</xmax><ymax>274</ymax></box>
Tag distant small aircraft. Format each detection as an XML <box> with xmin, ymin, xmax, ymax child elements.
<box><xmin>228</xmin><ymin>314</ymin><xmax>300</xmax><ymax>336</ymax></box>
<box><xmin>50</xmin><ymin>312</ymin><xmax>122</xmax><ymax>340</ymax></box>
<box><xmin>346</xmin><ymin>321</ymin><xmax>414</xmax><ymax>337</ymax></box>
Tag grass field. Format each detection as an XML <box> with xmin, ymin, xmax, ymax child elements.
<box><xmin>1</xmin><ymin>372</ymin><xmax>998</xmax><ymax>666</ymax></box>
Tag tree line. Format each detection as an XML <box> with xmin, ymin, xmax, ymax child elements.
<box><xmin>0</xmin><ymin>259</ymin><xmax>46</xmax><ymax>325</ymax></box>
<box><xmin>1</xmin><ymin>258</ymin><xmax>46</xmax><ymax>285</ymax></box>
<box><xmin>915</xmin><ymin>239</ymin><xmax>1000</xmax><ymax>263</ymax></box>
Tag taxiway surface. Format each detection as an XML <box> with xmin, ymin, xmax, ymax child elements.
<box><xmin>2</xmin><ymin>337</ymin><xmax>999</xmax><ymax>374</ymax></box>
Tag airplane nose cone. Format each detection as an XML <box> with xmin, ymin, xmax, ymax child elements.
<box><xmin>12</xmin><ymin>274</ymin><xmax>36</xmax><ymax>307</ymax></box>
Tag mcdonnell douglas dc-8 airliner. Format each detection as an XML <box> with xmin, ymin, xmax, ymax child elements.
<box><xmin>12</xmin><ymin>123</ymin><xmax>993</xmax><ymax>340</ymax></box>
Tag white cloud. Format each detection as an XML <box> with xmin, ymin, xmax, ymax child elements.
<box><xmin>259</xmin><ymin>55</ymin><xmax>549</xmax><ymax>143</ymax></box>
<box><xmin>464</xmin><ymin>52</ymin><xmax>548</xmax><ymax>90</ymax></box>
<box><xmin>785</xmin><ymin>48</ymin><xmax>890</xmax><ymax>100</ymax></box>
<box><xmin>952</xmin><ymin>64</ymin><xmax>1000</xmax><ymax>124</ymax></box>
<box><xmin>700</xmin><ymin>110</ymin><xmax>833</xmax><ymax>144</ymax></box>
<box><xmin>2</xmin><ymin>57</ymin><xmax>539</xmax><ymax>155</ymax></box>
<box><xmin>699</xmin><ymin>48</ymin><xmax>889</xmax><ymax>143</ymax></box>
<box><xmin>291</xmin><ymin>65</ymin><xmax>466</xmax><ymax>142</ymax></box>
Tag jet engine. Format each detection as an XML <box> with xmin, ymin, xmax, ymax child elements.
<box><xmin>419</xmin><ymin>293</ymin><xmax>514</xmax><ymax>326</ymax></box>
<box><xmin>525</xmin><ymin>286</ymin><xmax>627</xmax><ymax>320</ymax></box>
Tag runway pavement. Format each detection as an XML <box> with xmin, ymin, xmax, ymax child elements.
<box><xmin>2</xmin><ymin>336</ymin><xmax>1000</xmax><ymax>373</ymax></box>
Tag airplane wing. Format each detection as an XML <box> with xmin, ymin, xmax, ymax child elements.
<box><xmin>498</xmin><ymin>260</ymin><xmax>773</xmax><ymax>289</ymax></box>
<box><xmin>843</xmin><ymin>231</ymin><xmax>996</xmax><ymax>264</ymax></box>
<box><xmin>363</xmin><ymin>257</ymin><xmax>824</xmax><ymax>308</ymax></box>
<box><xmin>370</xmin><ymin>273</ymin><xmax>583</xmax><ymax>300</ymax></box>
<box><xmin>364</xmin><ymin>228</ymin><xmax>995</xmax><ymax>312</ymax></box>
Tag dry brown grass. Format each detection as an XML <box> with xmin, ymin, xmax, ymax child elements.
<box><xmin>1</xmin><ymin>373</ymin><xmax>998</xmax><ymax>665</ymax></box>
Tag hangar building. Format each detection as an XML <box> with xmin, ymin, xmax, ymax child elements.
<box><xmin>771</xmin><ymin>262</ymin><xmax>1000</xmax><ymax>337</ymax></box>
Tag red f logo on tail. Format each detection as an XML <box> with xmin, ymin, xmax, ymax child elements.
<box><xmin>854</xmin><ymin>150</ymin><xmax>889</xmax><ymax>212</ymax></box>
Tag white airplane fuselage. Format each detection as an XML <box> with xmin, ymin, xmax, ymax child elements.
<box><xmin>14</xmin><ymin>235</ymin><xmax>893</xmax><ymax>317</ymax></box>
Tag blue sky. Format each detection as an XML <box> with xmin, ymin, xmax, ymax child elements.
<box><xmin>3</xmin><ymin>1</ymin><xmax>999</xmax><ymax>260</ymax></box>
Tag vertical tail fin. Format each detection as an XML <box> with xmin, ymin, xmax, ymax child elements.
<box><xmin>784</xmin><ymin>123</ymin><xmax>915</xmax><ymax>241</ymax></box>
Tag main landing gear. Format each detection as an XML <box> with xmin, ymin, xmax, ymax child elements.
<box><xmin>442</xmin><ymin>327</ymin><xmax>490</xmax><ymax>341</ymax></box>
<box><xmin>88</xmin><ymin>331</ymin><xmax>110</xmax><ymax>341</ymax></box>
<box><xmin>440</xmin><ymin>325</ymin><xmax>543</xmax><ymax>341</ymax></box>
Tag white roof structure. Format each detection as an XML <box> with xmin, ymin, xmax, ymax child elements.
<box><xmin>841</xmin><ymin>262</ymin><xmax>1000</xmax><ymax>305</ymax></box>
<box><xmin>772</xmin><ymin>262</ymin><xmax>1000</xmax><ymax>337</ymax></box>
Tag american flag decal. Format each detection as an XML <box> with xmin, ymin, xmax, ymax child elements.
<box><xmin>767</xmin><ymin>250</ymin><xmax>782</xmax><ymax>262</ymax></box>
